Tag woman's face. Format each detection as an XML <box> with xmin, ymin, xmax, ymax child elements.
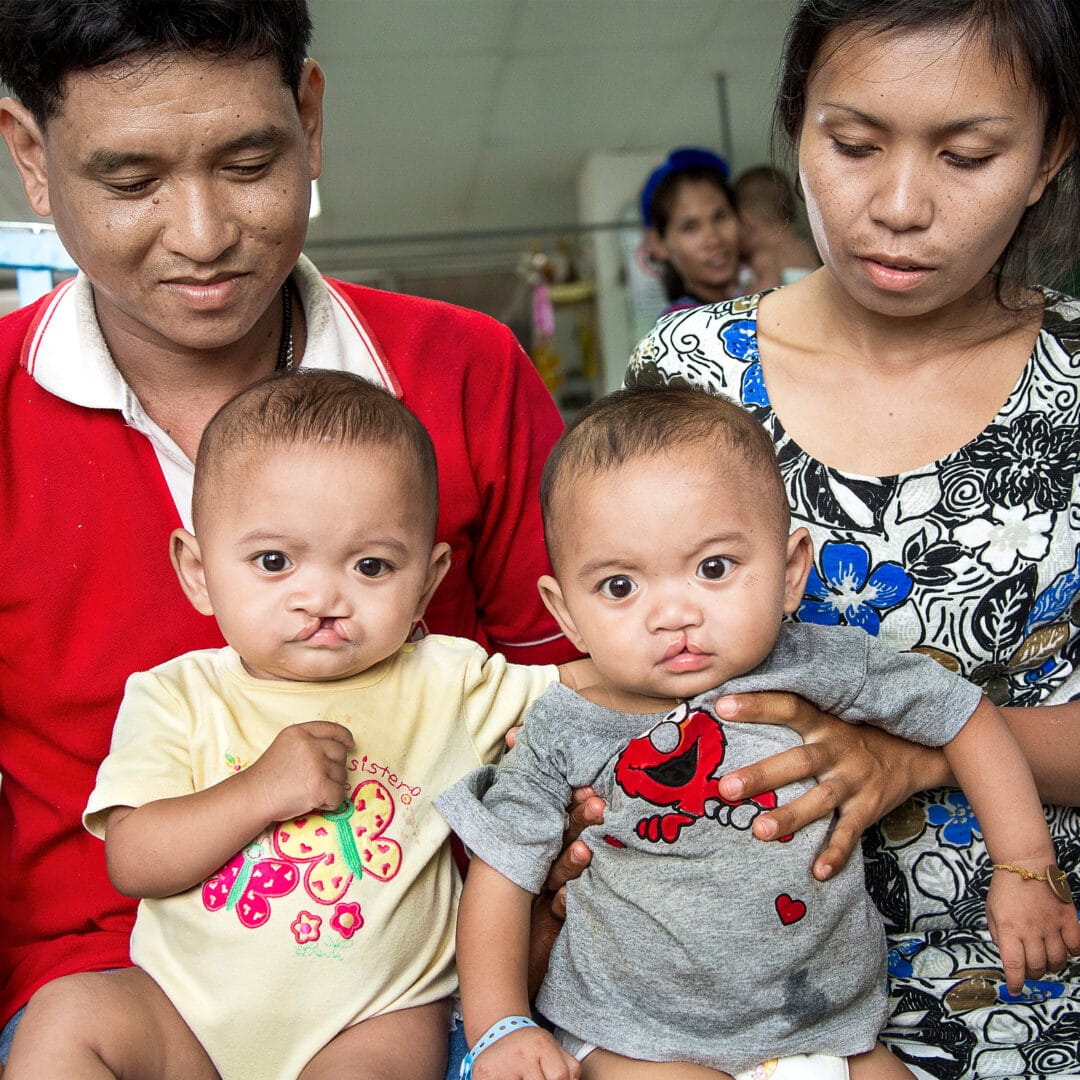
<box><xmin>651</xmin><ymin>177</ymin><xmax>741</xmax><ymax>303</ymax></box>
<box><xmin>798</xmin><ymin>24</ymin><xmax>1068</xmax><ymax>318</ymax></box>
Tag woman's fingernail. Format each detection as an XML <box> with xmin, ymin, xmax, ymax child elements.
<box><xmin>756</xmin><ymin>818</ymin><xmax>777</xmax><ymax>839</ymax></box>
<box><xmin>713</xmin><ymin>696</ymin><xmax>736</xmax><ymax>717</ymax></box>
<box><xmin>719</xmin><ymin>775</ymin><xmax>743</xmax><ymax>799</ymax></box>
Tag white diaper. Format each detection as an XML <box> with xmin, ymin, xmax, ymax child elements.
<box><xmin>554</xmin><ymin>1030</ymin><xmax>850</xmax><ymax>1079</ymax></box>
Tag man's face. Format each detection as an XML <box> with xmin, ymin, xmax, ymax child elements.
<box><xmin>2</xmin><ymin>52</ymin><xmax>323</xmax><ymax>358</ymax></box>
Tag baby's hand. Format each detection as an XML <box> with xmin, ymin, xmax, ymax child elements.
<box><xmin>987</xmin><ymin>864</ymin><xmax>1080</xmax><ymax>994</ymax></box>
<box><xmin>244</xmin><ymin>721</ymin><xmax>354</xmax><ymax>824</ymax></box>
<box><xmin>472</xmin><ymin>1027</ymin><xmax>580</xmax><ymax>1080</ymax></box>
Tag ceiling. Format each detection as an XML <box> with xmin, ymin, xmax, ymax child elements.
<box><xmin>0</xmin><ymin>0</ymin><xmax>796</xmax><ymax>278</ymax></box>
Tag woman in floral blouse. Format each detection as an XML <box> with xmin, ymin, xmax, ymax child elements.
<box><xmin>624</xmin><ymin>1</ymin><xmax>1080</xmax><ymax>1076</ymax></box>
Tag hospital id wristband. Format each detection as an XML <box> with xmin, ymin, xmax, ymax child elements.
<box><xmin>459</xmin><ymin>1015</ymin><xmax>538</xmax><ymax>1078</ymax></box>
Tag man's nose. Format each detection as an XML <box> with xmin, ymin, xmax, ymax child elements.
<box><xmin>159</xmin><ymin>179</ymin><xmax>242</xmax><ymax>263</ymax></box>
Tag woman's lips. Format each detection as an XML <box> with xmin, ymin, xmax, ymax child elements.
<box><xmin>859</xmin><ymin>255</ymin><xmax>934</xmax><ymax>291</ymax></box>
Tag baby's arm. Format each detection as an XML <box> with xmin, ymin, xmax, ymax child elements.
<box><xmin>943</xmin><ymin>698</ymin><xmax>1080</xmax><ymax>992</ymax></box>
<box><xmin>105</xmin><ymin>720</ymin><xmax>353</xmax><ymax>898</ymax></box>
<box><xmin>458</xmin><ymin>858</ymin><xmax>580</xmax><ymax>1080</ymax></box>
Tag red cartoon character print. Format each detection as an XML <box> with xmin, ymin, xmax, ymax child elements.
<box><xmin>614</xmin><ymin>702</ymin><xmax>783</xmax><ymax>844</ymax></box>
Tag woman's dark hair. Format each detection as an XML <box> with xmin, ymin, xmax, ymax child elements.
<box><xmin>774</xmin><ymin>0</ymin><xmax>1080</xmax><ymax>291</ymax></box>
<box><xmin>645</xmin><ymin>162</ymin><xmax>738</xmax><ymax>304</ymax></box>
<box><xmin>0</xmin><ymin>0</ymin><xmax>312</xmax><ymax>126</ymax></box>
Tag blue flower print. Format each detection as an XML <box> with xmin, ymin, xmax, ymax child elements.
<box><xmin>926</xmin><ymin>791</ymin><xmax>980</xmax><ymax>847</ymax></box>
<box><xmin>719</xmin><ymin>319</ymin><xmax>756</xmax><ymax>361</ymax></box>
<box><xmin>999</xmin><ymin>979</ymin><xmax>1066</xmax><ymax>1006</ymax></box>
<box><xmin>887</xmin><ymin>938</ymin><xmax>926</xmax><ymax>979</ymax></box>
<box><xmin>741</xmin><ymin>362</ymin><xmax>769</xmax><ymax>407</ymax></box>
<box><xmin>797</xmin><ymin>541</ymin><xmax>914</xmax><ymax>634</ymax></box>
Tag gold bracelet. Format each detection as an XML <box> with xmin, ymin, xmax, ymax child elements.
<box><xmin>992</xmin><ymin>863</ymin><xmax>1073</xmax><ymax>904</ymax></box>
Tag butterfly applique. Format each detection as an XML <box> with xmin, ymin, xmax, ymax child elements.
<box><xmin>273</xmin><ymin>778</ymin><xmax>403</xmax><ymax>905</ymax></box>
<box><xmin>202</xmin><ymin>841</ymin><xmax>300</xmax><ymax>928</ymax></box>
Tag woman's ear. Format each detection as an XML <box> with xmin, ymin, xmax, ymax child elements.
<box><xmin>1028</xmin><ymin>120</ymin><xmax>1076</xmax><ymax>207</ymax></box>
<box><xmin>537</xmin><ymin>575</ymin><xmax>588</xmax><ymax>655</ymax></box>
<box><xmin>645</xmin><ymin>225</ymin><xmax>670</xmax><ymax>266</ymax></box>
<box><xmin>170</xmin><ymin>528</ymin><xmax>215</xmax><ymax>616</ymax></box>
<box><xmin>782</xmin><ymin>527</ymin><xmax>814</xmax><ymax>614</ymax></box>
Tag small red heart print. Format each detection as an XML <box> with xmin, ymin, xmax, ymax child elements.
<box><xmin>774</xmin><ymin>893</ymin><xmax>807</xmax><ymax>925</ymax></box>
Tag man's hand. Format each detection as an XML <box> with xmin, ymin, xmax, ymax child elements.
<box><xmin>526</xmin><ymin>787</ymin><xmax>604</xmax><ymax>998</ymax></box>
<box><xmin>711</xmin><ymin>691</ymin><xmax>950</xmax><ymax>880</ymax></box>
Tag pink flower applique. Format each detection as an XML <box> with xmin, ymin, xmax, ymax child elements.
<box><xmin>330</xmin><ymin>901</ymin><xmax>364</xmax><ymax>940</ymax></box>
<box><xmin>291</xmin><ymin>910</ymin><xmax>323</xmax><ymax>945</ymax></box>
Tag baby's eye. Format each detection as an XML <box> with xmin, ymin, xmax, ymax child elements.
<box><xmin>254</xmin><ymin>551</ymin><xmax>291</xmax><ymax>574</ymax></box>
<box><xmin>356</xmin><ymin>557</ymin><xmax>389</xmax><ymax>578</ymax></box>
<box><xmin>599</xmin><ymin>575</ymin><xmax>636</xmax><ymax>599</ymax></box>
<box><xmin>697</xmin><ymin>556</ymin><xmax>732</xmax><ymax>580</ymax></box>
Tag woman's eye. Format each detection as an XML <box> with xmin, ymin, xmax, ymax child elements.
<box><xmin>943</xmin><ymin>152</ymin><xmax>992</xmax><ymax>170</ymax></box>
<box><xmin>599</xmin><ymin>576</ymin><xmax>637</xmax><ymax>599</ymax></box>
<box><xmin>831</xmin><ymin>138</ymin><xmax>875</xmax><ymax>158</ymax></box>
<box><xmin>698</xmin><ymin>556</ymin><xmax>732</xmax><ymax>581</ymax></box>
<box><xmin>254</xmin><ymin>551</ymin><xmax>291</xmax><ymax>573</ymax></box>
<box><xmin>356</xmin><ymin>558</ymin><xmax>389</xmax><ymax>578</ymax></box>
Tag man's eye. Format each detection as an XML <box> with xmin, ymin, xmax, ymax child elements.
<box><xmin>698</xmin><ymin>556</ymin><xmax>732</xmax><ymax>580</ymax></box>
<box><xmin>356</xmin><ymin>558</ymin><xmax>389</xmax><ymax>578</ymax></box>
<box><xmin>599</xmin><ymin>575</ymin><xmax>636</xmax><ymax>599</ymax></box>
<box><xmin>254</xmin><ymin>551</ymin><xmax>291</xmax><ymax>573</ymax></box>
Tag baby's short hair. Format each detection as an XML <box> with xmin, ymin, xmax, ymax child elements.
<box><xmin>193</xmin><ymin>370</ymin><xmax>439</xmax><ymax>538</ymax></box>
<box><xmin>541</xmin><ymin>386</ymin><xmax>789</xmax><ymax>562</ymax></box>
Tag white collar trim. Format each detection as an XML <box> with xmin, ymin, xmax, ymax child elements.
<box><xmin>24</xmin><ymin>254</ymin><xmax>396</xmax><ymax>411</ymax></box>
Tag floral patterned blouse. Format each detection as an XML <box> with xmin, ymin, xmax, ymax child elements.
<box><xmin>626</xmin><ymin>289</ymin><xmax>1080</xmax><ymax>1080</ymax></box>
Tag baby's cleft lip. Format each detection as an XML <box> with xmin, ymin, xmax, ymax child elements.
<box><xmin>661</xmin><ymin>635</ymin><xmax>704</xmax><ymax>660</ymax></box>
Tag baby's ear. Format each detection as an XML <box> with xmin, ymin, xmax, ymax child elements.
<box><xmin>170</xmin><ymin>528</ymin><xmax>215</xmax><ymax>616</ymax></box>
<box><xmin>537</xmin><ymin>575</ymin><xmax>588</xmax><ymax>655</ymax></box>
<box><xmin>783</xmin><ymin>527</ymin><xmax>814</xmax><ymax>614</ymax></box>
<box><xmin>413</xmin><ymin>542</ymin><xmax>452</xmax><ymax>621</ymax></box>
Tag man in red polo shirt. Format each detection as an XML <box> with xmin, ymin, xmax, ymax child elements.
<box><xmin>0</xmin><ymin>1</ymin><xmax>584</xmax><ymax>1070</ymax></box>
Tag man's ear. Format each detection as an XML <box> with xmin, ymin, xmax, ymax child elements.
<box><xmin>537</xmin><ymin>575</ymin><xmax>588</xmax><ymax>655</ymax></box>
<box><xmin>297</xmin><ymin>59</ymin><xmax>325</xmax><ymax>182</ymax></box>
<box><xmin>782</xmin><ymin>527</ymin><xmax>814</xmax><ymax>614</ymax></box>
<box><xmin>170</xmin><ymin>528</ymin><xmax>215</xmax><ymax>617</ymax></box>
<box><xmin>413</xmin><ymin>542</ymin><xmax>452</xmax><ymax>621</ymax></box>
<box><xmin>0</xmin><ymin>98</ymin><xmax>51</xmax><ymax>218</ymax></box>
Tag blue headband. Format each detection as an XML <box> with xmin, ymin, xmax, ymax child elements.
<box><xmin>640</xmin><ymin>147</ymin><xmax>731</xmax><ymax>227</ymax></box>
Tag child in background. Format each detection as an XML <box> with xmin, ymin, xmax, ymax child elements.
<box><xmin>734</xmin><ymin>165</ymin><xmax>819</xmax><ymax>292</ymax></box>
<box><xmin>7</xmin><ymin>371</ymin><xmax>585</xmax><ymax>1080</ymax></box>
<box><xmin>437</xmin><ymin>386</ymin><xmax>1080</xmax><ymax>1080</ymax></box>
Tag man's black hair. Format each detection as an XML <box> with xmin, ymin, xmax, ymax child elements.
<box><xmin>0</xmin><ymin>0</ymin><xmax>312</xmax><ymax>125</ymax></box>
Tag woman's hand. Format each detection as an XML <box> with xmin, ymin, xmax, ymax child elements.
<box><xmin>712</xmin><ymin>691</ymin><xmax>952</xmax><ymax>880</ymax></box>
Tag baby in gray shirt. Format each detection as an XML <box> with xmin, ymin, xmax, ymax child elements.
<box><xmin>437</xmin><ymin>386</ymin><xmax>1079</xmax><ymax>1080</ymax></box>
